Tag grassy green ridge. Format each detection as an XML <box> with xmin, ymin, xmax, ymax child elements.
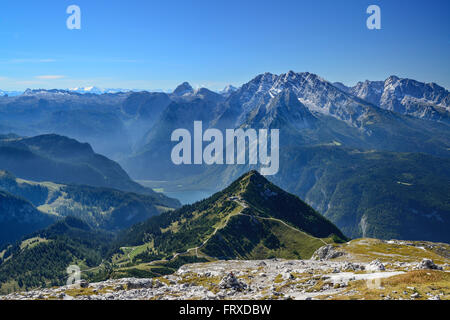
<box><xmin>238</xmin><ymin>171</ymin><xmax>347</xmax><ymax>240</ymax></box>
<box><xmin>202</xmin><ymin>214</ymin><xmax>331</xmax><ymax>260</ymax></box>
<box><xmin>111</xmin><ymin>171</ymin><xmax>346</xmax><ymax>267</ymax></box>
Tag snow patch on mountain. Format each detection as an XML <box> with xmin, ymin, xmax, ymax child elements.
<box><xmin>69</xmin><ymin>87</ymin><xmax>133</xmax><ymax>94</ymax></box>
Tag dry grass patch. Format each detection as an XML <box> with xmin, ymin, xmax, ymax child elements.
<box><xmin>384</xmin><ymin>270</ymin><xmax>448</xmax><ymax>286</ymax></box>
<box><xmin>324</xmin><ymin>270</ymin><xmax>450</xmax><ymax>300</ymax></box>
<box><xmin>336</xmin><ymin>238</ymin><xmax>450</xmax><ymax>265</ymax></box>
<box><xmin>64</xmin><ymin>285</ymin><xmax>115</xmax><ymax>297</ymax></box>
<box><xmin>273</xmin><ymin>274</ymin><xmax>283</xmax><ymax>283</ymax></box>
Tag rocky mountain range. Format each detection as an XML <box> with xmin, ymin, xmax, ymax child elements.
<box><xmin>1</xmin><ymin>72</ymin><xmax>448</xmax><ymax>159</ymax></box>
<box><xmin>335</xmin><ymin>75</ymin><xmax>450</xmax><ymax>123</ymax></box>
<box><xmin>124</xmin><ymin>71</ymin><xmax>450</xmax><ymax>176</ymax></box>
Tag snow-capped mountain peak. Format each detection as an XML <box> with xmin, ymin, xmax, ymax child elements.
<box><xmin>68</xmin><ymin>87</ymin><xmax>132</xmax><ymax>94</ymax></box>
<box><xmin>0</xmin><ymin>89</ymin><xmax>23</xmax><ymax>97</ymax></box>
<box><xmin>230</xmin><ymin>71</ymin><xmax>371</xmax><ymax>128</ymax></box>
<box><xmin>346</xmin><ymin>76</ymin><xmax>449</xmax><ymax>120</ymax></box>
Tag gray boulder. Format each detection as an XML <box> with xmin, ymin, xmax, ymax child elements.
<box><xmin>312</xmin><ymin>245</ymin><xmax>345</xmax><ymax>260</ymax></box>
<box><xmin>415</xmin><ymin>259</ymin><xmax>443</xmax><ymax>270</ymax></box>
<box><xmin>219</xmin><ymin>273</ymin><xmax>248</xmax><ymax>291</ymax></box>
<box><xmin>126</xmin><ymin>279</ymin><xmax>154</xmax><ymax>290</ymax></box>
<box><xmin>77</xmin><ymin>280</ymin><xmax>89</xmax><ymax>288</ymax></box>
<box><xmin>366</xmin><ymin>259</ymin><xmax>386</xmax><ymax>271</ymax></box>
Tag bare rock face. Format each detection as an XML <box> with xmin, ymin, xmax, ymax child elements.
<box><xmin>341</xmin><ymin>262</ymin><xmax>365</xmax><ymax>271</ymax></box>
<box><xmin>415</xmin><ymin>259</ymin><xmax>443</xmax><ymax>270</ymax></box>
<box><xmin>312</xmin><ymin>245</ymin><xmax>345</xmax><ymax>260</ymax></box>
<box><xmin>219</xmin><ymin>273</ymin><xmax>248</xmax><ymax>291</ymax></box>
<box><xmin>125</xmin><ymin>279</ymin><xmax>154</xmax><ymax>290</ymax></box>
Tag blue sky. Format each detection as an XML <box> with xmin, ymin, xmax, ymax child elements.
<box><xmin>0</xmin><ymin>0</ymin><xmax>449</xmax><ymax>91</ymax></box>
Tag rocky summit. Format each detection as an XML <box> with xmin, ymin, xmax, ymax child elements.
<box><xmin>2</xmin><ymin>238</ymin><xmax>448</xmax><ymax>301</ymax></box>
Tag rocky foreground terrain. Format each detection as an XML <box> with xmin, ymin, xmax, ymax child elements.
<box><xmin>1</xmin><ymin>238</ymin><xmax>449</xmax><ymax>300</ymax></box>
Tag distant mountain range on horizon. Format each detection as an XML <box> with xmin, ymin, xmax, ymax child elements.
<box><xmin>2</xmin><ymin>72</ymin><xmax>448</xmax><ymax>101</ymax></box>
<box><xmin>2</xmin><ymin>71</ymin><xmax>448</xmax><ymax>158</ymax></box>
